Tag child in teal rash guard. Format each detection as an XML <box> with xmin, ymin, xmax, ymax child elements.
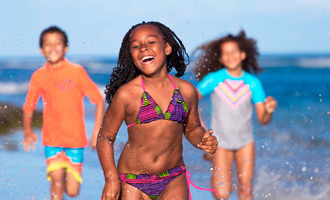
<box><xmin>192</xmin><ymin>30</ymin><xmax>278</xmax><ymax>200</ymax></box>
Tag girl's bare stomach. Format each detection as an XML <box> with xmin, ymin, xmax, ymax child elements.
<box><xmin>117</xmin><ymin>130</ymin><xmax>184</xmax><ymax>174</ymax></box>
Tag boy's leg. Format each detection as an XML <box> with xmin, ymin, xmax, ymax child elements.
<box><xmin>49</xmin><ymin>168</ymin><xmax>65</xmax><ymax>200</ymax></box>
<box><xmin>64</xmin><ymin>148</ymin><xmax>84</xmax><ymax>197</ymax></box>
<box><xmin>45</xmin><ymin>146</ymin><xmax>67</xmax><ymax>200</ymax></box>
<box><xmin>65</xmin><ymin>172</ymin><xmax>81</xmax><ymax>197</ymax></box>
<box><xmin>211</xmin><ymin>147</ymin><xmax>234</xmax><ymax>200</ymax></box>
<box><xmin>235</xmin><ymin>142</ymin><xmax>255</xmax><ymax>200</ymax></box>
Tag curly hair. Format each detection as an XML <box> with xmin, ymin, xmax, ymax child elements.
<box><xmin>105</xmin><ymin>21</ymin><xmax>189</xmax><ymax>104</ymax></box>
<box><xmin>39</xmin><ymin>26</ymin><xmax>69</xmax><ymax>48</ymax></box>
<box><xmin>192</xmin><ymin>30</ymin><xmax>262</xmax><ymax>81</ymax></box>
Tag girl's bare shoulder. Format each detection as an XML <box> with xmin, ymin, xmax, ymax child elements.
<box><xmin>113</xmin><ymin>76</ymin><xmax>143</xmax><ymax>102</ymax></box>
<box><xmin>172</xmin><ymin>76</ymin><xmax>197</xmax><ymax>99</ymax></box>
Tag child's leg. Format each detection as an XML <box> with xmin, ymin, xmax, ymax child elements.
<box><xmin>235</xmin><ymin>142</ymin><xmax>255</xmax><ymax>200</ymax></box>
<box><xmin>63</xmin><ymin>147</ymin><xmax>84</xmax><ymax>197</ymax></box>
<box><xmin>65</xmin><ymin>172</ymin><xmax>80</xmax><ymax>197</ymax></box>
<box><xmin>44</xmin><ymin>146</ymin><xmax>66</xmax><ymax>200</ymax></box>
<box><xmin>49</xmin><ymin>168</ymin><xmax>65</xmax><ymax>200</ymax></box>
<box><xmin>120</xmin><ymin>182</ymin><xmax>152</xmax><ymax>200</ymax></box>
<box><xmin>211</xmin><ymin>147</ymin><xmax>234</xmax><ymax>200</ymax></box>
<box><xmin>157</xmin><ymin>174</ymin><xmax>189</xmax><ymax>200</ymax></box>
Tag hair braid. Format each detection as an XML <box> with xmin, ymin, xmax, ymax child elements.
<box><xmin>105</xmin><ymin>21</ymin><xmax>189</xmax><ymax>104</ymax></box>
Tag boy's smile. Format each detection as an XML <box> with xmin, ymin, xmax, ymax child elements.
<box><xmin>40</xmin><ymin>32</ymin><xmax>68</xmax><ymax>67</ymax></box>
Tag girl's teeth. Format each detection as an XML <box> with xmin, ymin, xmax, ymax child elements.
<box><xmin>142</xmin><ymin>56</ymin><xmax>154</xmax><ymax>62</ymax></box>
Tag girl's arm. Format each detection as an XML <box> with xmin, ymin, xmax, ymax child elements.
<box><xmin>255</xmin><ymin>96</ymin><xmax>278</xmax><ymax>125</ymax></box>
<box><xmin>197</xmin><ymin>91</ymin><xmax>207</xmax><ymax>130</ymax></box>
<box><xmin>183</xmin><ymin>84</ymin><xmax>218</xmax><ymax>154</ymax></box>
<box><xmin>97</xmin><ymin>88</ymin><xmax>127</xmax><ymax>200</ymax></box>
<box><xmin>90</xmin><ymin>99</ymin><xmax>105</xmax><ymax>150</ymax></box>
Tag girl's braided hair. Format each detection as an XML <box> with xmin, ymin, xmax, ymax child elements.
<box><xmin>192</xmin><ymin>30</ymin><xmax>262</xmax><ymax>81</ymax></box>
<box><xmin>105</xmin><ymin>21</ymin><xmax>189</xmax><ymax>104</ymax></box>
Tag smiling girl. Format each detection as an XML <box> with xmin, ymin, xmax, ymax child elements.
<box><xmin>193</xmin><ymin>30</ymin><xmax>277</xmax><ymax>200</ymax></box>
<box><xmin>97</xmin><ymin>21</ymin><xmax>218</xmax><ymax>200</ymax></box>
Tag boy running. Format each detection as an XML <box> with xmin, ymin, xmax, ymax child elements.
<box><xmin>22</xmin><ymin>26</ymin><xmax>105</xmax><ymax>200</ymax></box>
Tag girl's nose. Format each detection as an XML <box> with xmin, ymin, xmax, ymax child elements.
<box><xmin>140</xmin><ymin>44</ymin><xmax>148</xmax><ymax>52</ymax></box>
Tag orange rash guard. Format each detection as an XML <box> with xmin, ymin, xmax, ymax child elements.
<box><xmin>23</xmin><ymin>58</ymin><xmax>103</xmax><ymax>148</ymax></box>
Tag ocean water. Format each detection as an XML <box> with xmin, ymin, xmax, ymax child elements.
<box><xmin>0</xmin><ymin>54</ymin><xmax>329</xmax><ymax>199</ymax></box>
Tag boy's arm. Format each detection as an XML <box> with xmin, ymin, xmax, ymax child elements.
<box><xmin>22</xmin><ymin>111</ymin><xmax>38</xmax><ymax>151</ymax></box>
<box><xmin>97</xmin><ymin>88</ymin><xmax>126</xmax><ymax>200</ymax></box>
<box><xmin>90</xmin><ymin>99</ymin><xmax>105</xmax><ymax>150</ymax></box>
<box><xmin>22</xmin><ymin>75</ymin><xmax>40</xmax><ymax>152</ymax></box>
<box><xmin>183</xmin><ymin>84</ymin><xmax>218</xmax><ymax>154</ymax></box>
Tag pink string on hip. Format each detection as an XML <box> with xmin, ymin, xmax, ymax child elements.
<box><xmin>185</xmin><ymin>170</ymin><xmax>217</xmax><ymax>200</ymax></box>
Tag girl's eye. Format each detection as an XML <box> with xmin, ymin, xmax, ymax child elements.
<box><xmin>132</xmin><ymin>45</ymin><xmax>139</xmax><ymax>49</ymax></box>
<box><xmin>148</xmin><ymin>41</ymin><xmax>155</xmax><ymax>45</ymax></box>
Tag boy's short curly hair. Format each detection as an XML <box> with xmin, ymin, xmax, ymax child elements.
<box><xmin>39</xmin><ymin>26</ymin><xmax>69</xmax><ymax>48</ymax></box>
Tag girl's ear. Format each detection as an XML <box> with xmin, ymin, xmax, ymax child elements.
<box><xmin>165</xmin><ymin>43</ymin><xmax>172</xmax><ymax>55</ymax></box>
<box><xmin>240</xmin><ymin>51</ymin><xmax>246</xmax><ymax>61</ymax></box>
<box><xmin>40</xmin><ymin>48</ymin><xmax>45</xmax><ymax>56</ymax></box>
<box><xmin>218</xmin><ymin>57</ymin><xmax>223</xmax><ymax>65</ymax></box>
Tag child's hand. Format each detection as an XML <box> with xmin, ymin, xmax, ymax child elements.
<box><xmin>90</xmin><ymin>132</ymin><xmax>98</xmax><ymax>151</ymax></box>
<box><xmin>23</xmin><ymin>130</ymin><xmax>38</xmax><ymax>152</ymax></box>
<box><xmin>197</xmin><ymin>129</ymin><xmax>218</xmax><ymax>154</ymax></box>
<box><xmin>264</xmin><ymin>96</ymin><xmax>278</xmax><ymax>114</ymax></box>
<box><xmin>101</xmin><ymin>178</ymin><xmax>120</xmax><ymax>200</ymax></box>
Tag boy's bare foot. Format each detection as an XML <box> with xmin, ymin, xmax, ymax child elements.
<box><xmin>203</xmin><ymin>153</ymin><xmax>214</xmax><ymax>162</ymax></box>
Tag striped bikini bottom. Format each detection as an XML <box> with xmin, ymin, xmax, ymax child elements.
<box><xmin>119</xmin><ymin>164</ymin><xmax>217</xmax><ymax>200</ymax></box>
<box><xmin>119</xmin><ymin>164</ymin><xmax>186</xmax><ymax>200</ymax></box>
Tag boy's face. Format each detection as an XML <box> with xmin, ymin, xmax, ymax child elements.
<box><xmin>40</xmin><ymin>32</ymin><xmax>68</xmax><ymax>65</ymax></box>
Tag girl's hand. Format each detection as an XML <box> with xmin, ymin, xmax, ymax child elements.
<box><xmin>197</xmin><ymin>129</ymin><xmax>218</xmax><ymax>154</ymax></box>
<box><xmin>101</xmin><ymin>179</ymin><xmax>120</xmax><ymax>200</ymax></box>
<box><xmin>264</xmin><ymin>96</ymin><xmax>278</xmax><ymax>114</ymax></box>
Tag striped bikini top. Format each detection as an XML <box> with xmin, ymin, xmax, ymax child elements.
<box><xmin>127</xmin><ymin>74</ymin><xmax>188</xmax><ymax>128</ymax></box>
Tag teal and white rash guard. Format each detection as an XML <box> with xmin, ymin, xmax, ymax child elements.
<box><xmin>197</xmin><ymin>68</ymin><xmax>266</xmax><ymax>150</ymax></box>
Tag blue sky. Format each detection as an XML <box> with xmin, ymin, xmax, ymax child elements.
<box><xmin>0</xmin><ymin>0</ymin><xmax>329</xmax><ymax>57</ymax></box>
